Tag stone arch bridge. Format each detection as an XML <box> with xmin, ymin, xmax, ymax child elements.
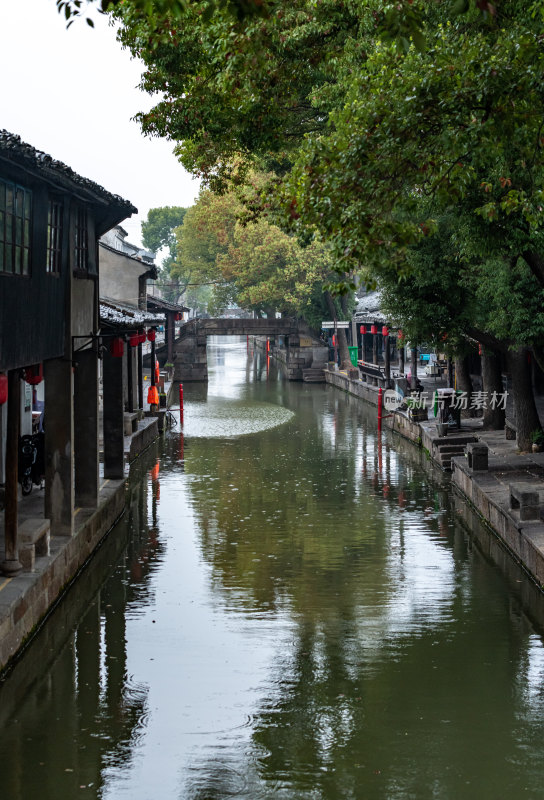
<box><xmin>160</xmin><ymin>317</ymin><xmax>327</xmax><ymax>381</ymax></box>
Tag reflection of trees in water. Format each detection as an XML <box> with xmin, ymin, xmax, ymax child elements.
<box><xmin>245</xmin><ymin>586</ymin><xmax>539</xmax><ymax>800</ymax></box>
<box><xmin>178</xmin><ymin>385</ymin><xmax>544</xmax><ymax>797</ymax></box>
<box><xmin>0</xmin><ymin>453</ymin><xmax>166</xmax><ymax>799</ymax></box>
<box><xmin>183</xmin><ymin>385</ymin><xmax>452</xmax><ymax>617</ymax></box>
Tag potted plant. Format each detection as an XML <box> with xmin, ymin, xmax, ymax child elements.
<box><xmin>531</xmin><ymin>429</ymin><xmax>544</xmax><ymax>452</ymax></box>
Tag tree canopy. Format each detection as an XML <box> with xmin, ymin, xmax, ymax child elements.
<box><xmin>113</xmin><ymin>0</ymin><xmax>544</xmax><ymax>439</ymax></box>
<box><xmin>114</xmin><ymin>0</ymin><xmax>544</xmax><ymax>284</ymax></box>
<box><xmin>171</xmin><ymin>185</ymin><xmax>338</xmax><ymax>325</ymax></box>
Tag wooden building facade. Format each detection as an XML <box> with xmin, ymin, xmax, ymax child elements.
<box><xmin>0</xmin><ymin>131</ymin><xmax>136</xmax><ymax>576</ymax></box>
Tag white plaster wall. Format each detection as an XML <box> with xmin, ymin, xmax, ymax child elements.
<box><xmin>99</xmin><ymin>246</ymin><xmax>147</xmax><ymax>307</ymax></box>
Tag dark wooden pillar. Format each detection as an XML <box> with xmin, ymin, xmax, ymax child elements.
<box><xmin>151</xmin><ymin>335</ymin><xmax>156</xmax><ymax>388</ymax></box>
<box><xmin>126</xmin><ymin>342</ymin><xmax>134</xmax><ymax>414</ymax></box>
<box><xmin>384</xmin><ymin>334</ymin><xmax>391</xmax><ymax>387</ymax></box>
<box><xmin>45</xmin><ymin>357</ymin><xmax>75</xmax><ymax>536</ymax></box>
<box><xmin>102</xmin><ymin>347</ymin><xmax>124</xmax><ymax>480</ymax></box>
<box><xmin>74</xmin><ymin>348</ymin><xmax>99</xmax><ymax>509</ymax></box>
<box><xmin>167</xmin><ymin>311</ymin><xmax>174</xmax><ymax>364</ymax></box>
<box><xmin>399</xmin><ymin>342</ymin><xmax>405</xmax><ymax>374</ymax></box>
<box><xmin>2</xmin><ymin>370</ymin><xmax>22</xmax><ymax>575</ymax></box>
<box><xmin>372</xmin><ymin>328</ymin><xmax>378</xmax><ymax>365</ymax></box>
<box><xmin>137</xmin><ymin>342</ymin><xmax>143</xmax><ymax>411</ymax></box>
<box><xmin>410</xmin><ymin>348</ymin><xmax>418</xmax><ymax>391</ymax></box>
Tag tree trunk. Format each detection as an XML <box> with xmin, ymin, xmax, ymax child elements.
<box><xmin>447</xmin><ymin>357</ymin><xmax>453</xmax><ymax>388</ymax></box>
<box><xmin>482</xmin><ymin>350</ymin><xmax>505</xmax><ymax>430</ymax></box>
<box><xmin>338</xmin><ymin>294</ymin><xmax>352</xmax><ymax>370</ymax></box>
<box><xmin>506</xmin><ymin>347</ymin><xmax>541</xmax><ymax>451</ymax></box>
<box><xmin>522</xmin><ymin>250</ymin><xmax>544</xmax><ymax>290</ymax></box>
<box><xmin>324</xmin><ymin>290</ymin><xmax>351</xmax><ymax>370</ymax></box>
<box><xmin>454</xmin><ymin>356</ymin><xmax>473</xmax><ymax>416</ymax></box>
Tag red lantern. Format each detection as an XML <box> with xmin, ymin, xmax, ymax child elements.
<box><xmin>175</xmin><ymin>312</ymin><xmax>182</xmax><ymax>321</ymax></box>
<box><xmin>110</xmin><ymin>337</ymin><xmax>124</xmax><ymax>358</ymax></box>
<box><xmin>147</xmin><ymin>385</ymin><xmax>159</xmax><ymax>406</ymax></box>
<box><xmin>360</xmin><ymin>325</ymin><xmax>367</xmax><ymax>335</ymax></box>
<box><xmin>129</xmin><ymin>332</ymin><xmax>140</xmax><ymax>348</ymax></box>
<box><xmin>332</xmin><ymin>334</ymin><xmax>336</xmax><ymax>346</ymax></box>
<box><xmin>478</xmin><ymin>343</ymin><xmax>483</xmax><ymax>356</ymax></box>
<box><xmin>23</xmin><ymin>364</ymin><xmax>43</xmax><ymax>385</ymax></box>
<box><xmin>155</xmin><ymin>359</ymin><xmax>160</xmax><ymax>384</ymax></box>
<box><xmin>0</xmin><ymin>373</ymin><xmax>7</xmax><ymax>405</ymax></box>
<box><xmin>382</xmin><ymin>326</ymin><xmax>389</xmax><ymax>337</ymax></box>
<box><xmin>397</xmin><ymin>330</ymin><xmax>404</xmax><ymax>340</ymax></box>
<box><xmin>138</xmin><ymin>330</ymin><xmax>146</xmax><ymax>345</ymax></box>
<box><xmin>147</xmin><ymin>328</ymin><xmax>156</xmax><ymax>342</ymax></box>
<box><xmin>371</xmin><ymin>324</ymin><xmax>378</xmax><ymax>335</ymax></box>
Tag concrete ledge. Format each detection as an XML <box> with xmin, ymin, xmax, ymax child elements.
<box><xmin>17</xmin><ymin>518</ymin><xmax>50</xmax><ymax>572</ymax></box>
<box><xmin>125</xmin><ymin>417</ymin><xmax>159</xmax><ymax>463</ymax></box>
<box><xmin>452</xmin><ymin>456</ymin><xmax>544</xmax><ymax>588</ymax></box>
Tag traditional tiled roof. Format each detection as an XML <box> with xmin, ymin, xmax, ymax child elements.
<box><xmin>354</xmin><ymin>290</ymin><xmax>387</xmax><ymax>323</ymax></box>
<box><xmin>100</xmin><ymin>299</ymin><xmax>165</xmax><ymax>328</ymax></box>
<box><xmin>0</xmin><ymin>130</ymin><xmax>137</xmax><ymax>217</ymax></box>
<box><xmin>146</xmin><ymin>294</ymin><xmax>190</xmax><ymax>313</ymax></box>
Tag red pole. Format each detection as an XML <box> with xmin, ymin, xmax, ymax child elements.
<box><xmin>179</xmin><ymin>382</ymin><xmax>184</xmax><ymax>425</ymax></box>
<box><xmin>378</xmin><ymin>387</ymin><xmax>383</xmax><ymax>431</ymax></box>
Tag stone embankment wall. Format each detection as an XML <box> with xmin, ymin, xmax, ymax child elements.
<box><xmin>254</xmin><ymin>335</ymin><xmax>328</xmax><ymax>380</ymax></box>
<box><xmin>324</xmin><ymin>366</ymin><xmax>544</xmax><ymax>591</ymax></box>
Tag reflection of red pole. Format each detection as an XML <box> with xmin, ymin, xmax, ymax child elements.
<box><xmin>378</xmin><ymin>387</ymin><xmax>383</xmax><ymax>430</ymax></box>
<box><xmin>180</xmin><ymin>432</ymin><xmax>184</xmax><ymax>461</ymax></box>
<box><xmin>267</xmin><ymin>338</ymin><xmax>270</xmax><ymax>353</ymax></box>
<box><xmin>179</xmin><ymin>382</ymin><xmax>184</xmax><ymax>425</ymax></box>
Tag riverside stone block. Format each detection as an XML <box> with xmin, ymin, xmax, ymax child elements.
<box><xmin>466</xmin><ymin>443</ymin><xmax>488</xmax><ymax>472</ymax></box>
<box><xmin>510</xmin><ymin>484</ymin><xmax>540</xmax><ymax>521</ymax></box>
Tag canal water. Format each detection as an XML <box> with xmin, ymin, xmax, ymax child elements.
<box><xmin>2</xmin><ymin>338</ymin><xmax>544</xmax><ymax>799</ymax></box>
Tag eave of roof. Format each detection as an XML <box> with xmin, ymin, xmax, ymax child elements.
<box><xmin>146</xmin><ymin>294</ymin><xmax>190</xmax><ymax>313</ymax></box>
<box><xmin>99</xmin><ymin>240</ymin><xmax>157</xmax><ymax>269</ymax></box>
<box><xmin>100</xmin><ymin>299</ymin><xmax>165</xmax><ymax>328</ymax></box>
<box><xmin>0</xmin><ymin>130</ymin><xmax>137</xmax><ymax>234</ymax></box>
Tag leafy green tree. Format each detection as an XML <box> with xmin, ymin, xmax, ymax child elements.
<box><xmin>171</xmin><ymin>186</ymin><xmax>346</xmax><ymax>347</ymax></box>
<box><xmin>57</xmin><ymin>0</ymin><xmax>270</xmax><ymax>29</ymax></box>
<box><xmin>141</xmin><ymin>206</ymin><xmax>187</xmax><ymax>257</ymax></box>
<box><xmin>378</xmin><ymin>208</ymin><xmax>544</xmax><ymax>447</ymax></box>
<box><xmin>141</xmin><ymin>206</ymin><xmax>187</xmax><ymax>303</ymax></box>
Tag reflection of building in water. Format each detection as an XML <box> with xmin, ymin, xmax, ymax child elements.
<box><xmin>0</xmin><ymin>455</ymin><xmax>166</xmax><ymax>796</ymax></box>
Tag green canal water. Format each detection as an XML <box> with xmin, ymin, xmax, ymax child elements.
<box><xmin>2</xmin><ymin>338</ymin><xmax>544</xmax><ymax>799</ymax></box>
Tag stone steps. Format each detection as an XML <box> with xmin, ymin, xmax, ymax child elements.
<box><xmin>302</xmin><ymin>368</ymin><xmax>325</xmax><ymax>383</ymax></box>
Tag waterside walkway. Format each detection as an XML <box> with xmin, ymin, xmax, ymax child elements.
<box><xmin>0</xmin><ymin>378</ymin><xmax>175</xmax><ymax>674</ymax></box>
<box><xmin>325</xmin><ymin>366</ymin><xmax>544</xmax><ymax>591</ymax></box>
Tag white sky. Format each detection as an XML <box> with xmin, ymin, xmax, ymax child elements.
<box><xmin>0</xmin><ymin>0</ymin><xmax>200</xmax><ymax>247</ymax></box>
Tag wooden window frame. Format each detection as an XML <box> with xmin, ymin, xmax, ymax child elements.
<box><xmin>0</xmin><ymin>178</ymin><xmax>32</xmax><ymax>276</ymax></box>
<box><xmin>74</xmin><ymin>206</ymin><xmax>88</xmax><ymax>273</ymax></box>
<box><xmin>47</xmin><ymin>197</ymin><xmax>63</xmax><ymax>275</ymax></box>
